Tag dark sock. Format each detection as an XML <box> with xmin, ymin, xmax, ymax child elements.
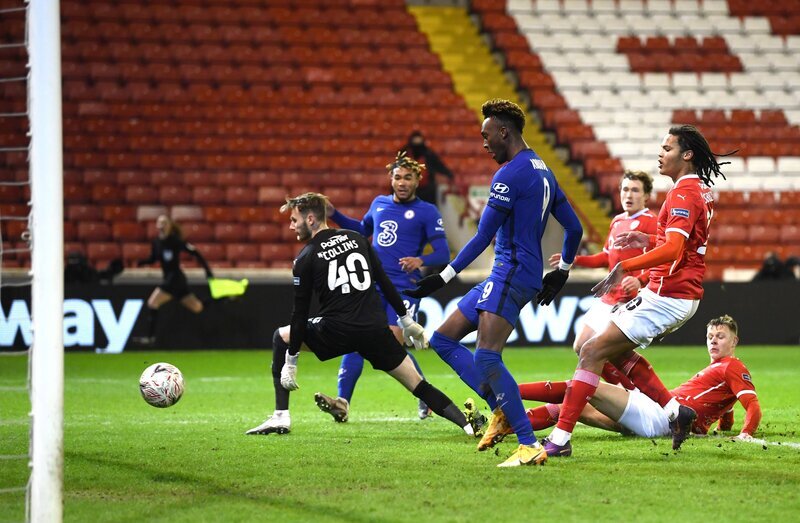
<box><xmin>412</xmin><ymin>380</ymin><xmax>467</xmax><ymax>428</ymax></box>
<box><xmin>147</xmin><ymin>307</ymin><xmax>159</xmax><ymax>338</ymax></box>
<box><xmin>271</xmin><ymin>329</ymin><xmax>290</xmax><ymax>411</ymax></box>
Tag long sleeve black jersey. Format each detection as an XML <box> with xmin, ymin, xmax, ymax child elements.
<box><xmin>289</xmin><ymin>228</ymin><xmax>408</xmax><ymax>355</ymax></box>
<box><xmin>140</xmin><ymin>235</ymin><xmax>211</xmax><ymax>279</ymax></box>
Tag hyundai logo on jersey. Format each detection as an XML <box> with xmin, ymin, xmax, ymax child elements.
<box><xmin>492</xmin><ymin>183</ymin><xmax>510</xmax><ymax>194</ymax></box>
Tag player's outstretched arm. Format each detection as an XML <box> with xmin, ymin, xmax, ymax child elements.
<box><xmin>185</xmin><ymin>242</ymin><xmax>213</xmax><ymax>278</ymax></box>
<box><xmin>329</xmin><ymin>207</ymin><xmax>371</xmax><ymax>236</ymax></box>
<box><xmin>405</xmin><ymin>204</ymin><xmax>506</xmax><ymax>299</ymax></box>
<box><xmin>593</xmin><ymin>231</ymin><xmax>686</xmax><ymax>297</ymax></box>
<box><xmin>137</xmin><ymin>240</ymin><xmax>157</xmax><ymax>267</ymax></box>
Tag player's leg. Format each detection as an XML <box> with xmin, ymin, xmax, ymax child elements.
<box><xmin>609</xmin><ymin>290</ymin><xmax>700</xmax><ymax>448</ymax></box>
<box><xmin>246</xmin><ymin>326</ymin><xmax>293</xmax><ymax>435</ymax></box>
<box><xmin>429</xmin><ymin>285</ymin><xmax>496</xmax><ymax>409</ymax></box>
<box><xmin>384</xmin><ymin>355</ymin><xmax>472</xmax><ymax>434</ymax></box>
<box><xmin>360</xmin><ymin>329</ymin><xmax>472</xmax><ymax>434</ymax></box>
<box><xmin>614</xmin><ymin>350</ymin><xmax>673</xmax><ymax>406</ymax></box>
<box><xmin>315</xmin><ymin>352</ymin><xmax>360</xmax><ymax>423</ymax></box>
<box><xmin>336</xmin><ymin>352</ymin><xmax>364</xmax><ymax>405</ymax></box>
<box><xmin>545</xmin><ymin>322</ymin><xmax>635</xmax><ymax>455</ymax></box>
<box><xmin>180</xmin><ymin>293</ymin><xmax>204</xmax><ymax>314</ymax></box>
<box><xmin>388</xmin><ymin>324</ymin><xmax>431</xmax><ymax>419</ymax></box>
<box><xmin>136</xmin><ymin>287</ymin><xmax>172</xmax><ymax>344</ymax></box>
<box><xmin>581</xmin><ymin>299</ymin><xmax>635</xmax><ymax>387</ymax></box>
<box><xmin>473</xmin><ymin>311</ymin><xmax>537</xmax><ymax>446</ymax></box>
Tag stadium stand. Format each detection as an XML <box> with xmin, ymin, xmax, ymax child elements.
<box><xmin>1</xmin><ymin>0</ymin><xmax>797</xmax><ymax>280</ymax></box>
<box><xmin>470</xmin><ymin>0</ymin><xmax>800</xmax><ymax>280</ymax></box>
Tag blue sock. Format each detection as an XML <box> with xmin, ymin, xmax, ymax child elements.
<box><xmin>430</xmin><ymin>332</ymin><xmax>497</xmax><ymax>410</ymax></box>
<box><xmin>406</xmin><ymin>350</ymin><xmax>425</xmax><ymax>379</ymax></box>
<box><xmin>474</xmin><ymin>348</ymin><xmax>536</xmax><ymax>445</ymax></box>
<box><xmin>337</xmin><ymin>352</ymin><xmax>364</xmax><ymax>403</ymax></box>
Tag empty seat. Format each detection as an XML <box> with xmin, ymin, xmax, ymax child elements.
<box><xmin>77</xmin><ymin>222</ymin><xmax>111</xmax><ymax>241</ymax></box>
<box><xmin>112</xmin><ymin>222</ymin><xmax>146</xmax><ymax>241</ymax></box>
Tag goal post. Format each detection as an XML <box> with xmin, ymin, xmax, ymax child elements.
<box><xmin>27</xmin><ymin>0</ymin><xmax>64</xmax><ymax>521</ymax></box>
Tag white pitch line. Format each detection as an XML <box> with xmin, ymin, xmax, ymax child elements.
<box><xmin>745</xmin><ymin>437</ymin><xmax>800</xmax><ymax>450</ymax></box>
<box><xmin>0</xmin><ymin>454</ymin><xmax>27</xmax><ymax>460</ymax></box>
<box><xmin>0</xmin><ymin>487</ymin><xmax>27</xmax><ymax>494</ymax></box>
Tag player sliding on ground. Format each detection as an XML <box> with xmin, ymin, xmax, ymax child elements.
<box><xmin>481</xmin><ymin>315</ymin><xmax>761</xmax><ymax>446</ymax></box>
<box><xmin>246</xmin><ymin>193</ymin><xmax>475</xmax><ymax>437</ymax></box>
<box><xmin>404</xmin><ymin>99</ymin><xmax>583</xmax><ymax>466</ymax></box>
<box><xmin>543</xmin><ymin>125</ymin><xmax>736</xmax><ymax>458</ymax></box>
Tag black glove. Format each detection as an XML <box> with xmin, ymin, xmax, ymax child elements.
<box><xmin>536</xmin><ymin>269</ymin><xmax>569</xmax><ymax>306</ymax></box>
<box><xmin>205</xmin><ymin>269</ymin><xmax>214</xmax><ymax>279</ymax></box>
<box><xmin>402</xmin><ymin>274</ymin><xmax>446</xmax><ymax>299</ymax></box>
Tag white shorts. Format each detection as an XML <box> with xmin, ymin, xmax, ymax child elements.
<box><xmin>618</xmin><ymin>388</ymin><xmax>671</xmax><ymax>438</ymax></box>
<box><xmin>581</xmin><ymin>299</ymin><xmax>615</xmax><ymax>335</ymax></box>
<box><xmin>611</xmin><ymin>287</ymin><xmax>699</xmax><ymax>349</ymax></box>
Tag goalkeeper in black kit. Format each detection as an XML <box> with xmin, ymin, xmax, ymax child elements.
<box><xmin>246</xmin><ymin>192</ymin><xmax>475</xmax><ymax>437</ymax></box>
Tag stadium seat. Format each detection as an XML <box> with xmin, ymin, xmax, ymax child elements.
<box><xmin>77</xmin><ymin>222</ymin><xmax>112</xmax><ymax>242</ymax></box>
<box><xmin>112</xmin><ymin>222</ymin><xmax>146</xmax><ymax>242</ymax></box>
<box><xmin>214</xmin><ymin>223</ymin><xmax>248</xmax><ymax>242</ymax></box>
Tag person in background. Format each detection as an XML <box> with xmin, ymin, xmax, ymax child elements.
<box><xmin>134</xmin><ymin>215</ymin><xmax>213</xmax><ymax>345</ymax></box>
<box><xmin>404</xmin><ymin>130</ymin><xmax>454</xmax><ymax>206</ymax></box>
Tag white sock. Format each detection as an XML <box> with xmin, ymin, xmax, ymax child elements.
<box><xmin>664</xmin><ymin>398</ymin><xmax>681</xmax><ymax>422</ymax></box>
<box><xmin>274</xmin><ymin>409</ymin><xmax>290</xmax><ymax>419</ymax></box>
<box><xmin>463</xmin><ymin>424</ymin><xmax>475</xmax><ymax>436</ymax></box>
<box><xmin>548</xmin><ymin>427</ymin><xmax>571</xmax><ymax>446</ymax></box>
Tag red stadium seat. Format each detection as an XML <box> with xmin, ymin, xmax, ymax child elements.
<box><xmin>86</xmin><ymin>242</ymin><xmax>121</xmax><ymax>264</ymax></box>
<box><xmin>112</xmin><ymin>222</ymin><xmax>146</xmax><ymax>242</ymax></box>
<box><xmin>214</xmin><ymin>223</ymin><xmax>248</xmax><ymax>242</ymax></box>
<box><xmin>714</xmin><ymin>224</ymin><xmax>748</xmax><ymax>244</ymax></box>
<box><xmin>193</xmin><ymin>186</ymin><xmax>225</xmax><ymax>205</ymax></box>
<box><xmin>259</xmin><ymin>243</ymin><xmax>297</xmax><ymax>264</ymax></box>
<box><xmin>122</xmin><ymin>243</ymin><xmax>150</xmax><ymax>266</ymax></box>
<box><xmin>747</xmin><ymin>224</ymin><xmax>781</xmax><ymax>244</ymax></box>
<box><xmin>181</xmin><ymin>222</ymin><xmax>214</xmax><ymax>242</ymax></box>
<box><xmin>77</xmin><ymin>222</ymin><xmax>111</xmax><ymax>241</ymax></box>
<box><xmin>226</xmin><ymin>243</ymin><xmax>260</xmax><ymax>263</ymax></box>
<box><xmin>248</xmin><ymin>223</ymin><xmax>281</xmax><ymax>242</ymax></box>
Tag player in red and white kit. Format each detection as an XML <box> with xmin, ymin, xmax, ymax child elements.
<box><xmin>544</xmin><ymin>124</ymin><xmax>735</xmax><ymax>457</ymax></box>
<box><xmin>505</xmin><ymin>315</ymin><xmax>760</xmax><ymax>444</ymax></box>
<box><xmin>545</xmin><ymin>171</ymin><xmax>665</xmax><ymax>396</ymax></box>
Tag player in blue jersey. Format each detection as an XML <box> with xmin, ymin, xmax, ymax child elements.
<box><xmin>405</xmin><ymin>99</ymin><xmax>584</xmax><ymax>466</ymax></box>
<box><xmin>313</xmin><ymin>151</ymin><xmax>452</xmax><ymax>422</ymax></box>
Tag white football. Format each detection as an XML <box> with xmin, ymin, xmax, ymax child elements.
<box><xmin>139</xmin><ymin>362</ymin><xmax>184</xmax><ymax>408</ymax></box>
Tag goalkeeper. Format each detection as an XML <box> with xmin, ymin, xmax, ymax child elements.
<box><xmin>134</xmin><ymin>214</ymin><xmax>213</xmax><ymax>345</ymax></box>
<box><xmin>246</xmin><ymin>193</ymin><xmax>474</xmax><ymax>437</ymax></box>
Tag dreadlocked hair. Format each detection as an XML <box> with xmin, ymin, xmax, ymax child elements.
<box><xmin>481</xmin><ymin>98</ymin><xmax>526</xmax><ymax>134</ymax></box>
<box><xmin>387</xmin><ymin>150</ymin><xmax>425</xmax><ymax>177</ymax></box>
<box><xmin>669</xmin><ymin>124</ymin><xmax>737</xmax><ymax>186</ymax></box>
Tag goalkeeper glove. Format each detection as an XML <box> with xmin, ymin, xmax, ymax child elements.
<box><xmin>536</xmin><ymin>269</ymin><xmax>569</xmax><ymax>306</ymax></box>
<box><xmin>280</xmin><ymin>351</ymin><xmax>299</xmax><ymax>391</ymax></box>
<box><xmin>397</xmin><ymin>313</ymin><xmax>428</xmax><ymax>350</ymax></box>
<box><xmin>403</xmin><ymin>265</ymin><xmax>456</xmax><ymax>299</ymax></box>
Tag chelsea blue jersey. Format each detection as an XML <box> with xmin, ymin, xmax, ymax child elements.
<box><xmin>486</xmin><ymin>149</ymin><xmax>567</xmax><ymax>289</ymax></box>
<box><xmin>361</xmin><ymin>195</ymin><xmax>446</xmax><ymax>287</ymax></box>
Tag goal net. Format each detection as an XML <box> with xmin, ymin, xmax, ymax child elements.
<box><xmin>1</xmin><ymin>0</ymin><xmax>64</xmax><ymax>521</ymax></box>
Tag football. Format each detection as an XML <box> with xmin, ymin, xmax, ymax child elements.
<box><xmin>139</xmin><ymin>362</ymin><xmax>185</xmax><ymax>408</ymax></box>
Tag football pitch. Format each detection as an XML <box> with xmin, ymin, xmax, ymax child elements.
<box><xmin>1</xmin><ymin>346</ymin><xmax>799</xmax><ymax>522</ymax></box>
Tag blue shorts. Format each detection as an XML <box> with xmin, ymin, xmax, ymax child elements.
<box><xmin>457</xmin><ymin>276</ymin><xmax>536</xmax><ymax>327</ymax></box>
<box><xmin>379</xmin><ymin>292</ymin><xmax>421</xmax><ymax>325</ymax></box>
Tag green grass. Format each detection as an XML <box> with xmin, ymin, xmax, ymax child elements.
<box><xmin>1</xmin><ymin>346</ymin><xmax>799</xmax><ymax>522</ymax></box>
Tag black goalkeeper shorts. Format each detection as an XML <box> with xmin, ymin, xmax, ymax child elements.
<box><xmin>158</xmin><ymin>271</ymin><xmax>191</xmax><ymax>300</ymax></box>
<box><xmin>304</xmin><ymin>317</ymin><xmax>407</xmax><ymax>372</ymax></box>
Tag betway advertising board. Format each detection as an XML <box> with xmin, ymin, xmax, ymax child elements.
<box><xmin>1</xmin><ymin>281</ymin><xmax>797</xmax><ymax>352</ymax></box>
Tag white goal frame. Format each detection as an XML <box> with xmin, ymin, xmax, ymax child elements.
<box><xmin>27</xmin><ymin>0</ymin><xmax>64</xmax><ymax>521</ymax></box>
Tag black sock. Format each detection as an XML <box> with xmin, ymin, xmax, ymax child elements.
<box><xmin>147</xmin><ymin>308</ymin><xmax>159</xmax><ymax>338</ymax></box>
<box><xmin>272</xmin><ymin>329</ymin><xmax>290</xmax><ymax>411</ymax></box>
<box><xmin>412</xmin><ymin>380</ymin><xmax>467</xmax><ymax>429</ymax></box>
